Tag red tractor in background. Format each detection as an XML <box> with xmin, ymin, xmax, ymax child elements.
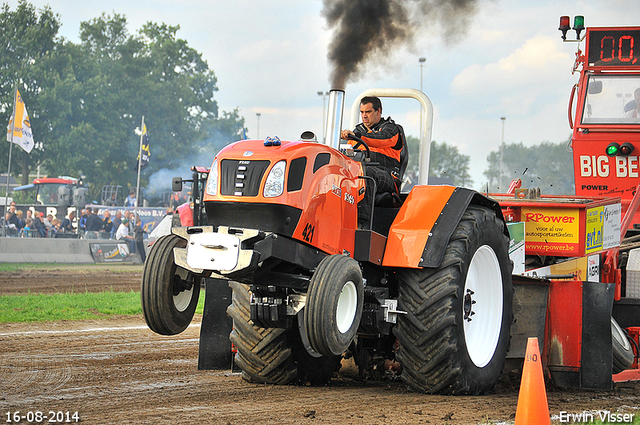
<box><xmin>172</xmin><ymin>166</ymin><xmax>210</xmax><ymax>228</ymax></box>
<box><xmin>142</xmin><ymin>20</ymin><xmax>640</xmax><ymax>394</ymax></box>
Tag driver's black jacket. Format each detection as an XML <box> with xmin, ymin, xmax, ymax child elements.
<box><xmin>351</xmin><ymin>116</ymin><xmax>404</xmax><ymax>176</ymax></box>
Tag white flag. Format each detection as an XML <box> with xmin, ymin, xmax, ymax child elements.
<box><xmin>6</xmin><ymin>89</ymin><xmax>34</xmax><ymax>153</ymax></box>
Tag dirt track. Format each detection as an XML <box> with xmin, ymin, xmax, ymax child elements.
<box><xmin>1</xmin><ymin>266</ymin><xmax>639</xmax><ymax>424</ymax></box>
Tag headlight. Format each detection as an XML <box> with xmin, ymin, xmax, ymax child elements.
<box><xmin>263</xmin><ymin>160</ymin><xmax>286</xmax><ymax>198</ymax></box>
<box><xmin>205</xmin><ymin>159</ymin><xmax>218</xmax><ymax>195</ymax></box>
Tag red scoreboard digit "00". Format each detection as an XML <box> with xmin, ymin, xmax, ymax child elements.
<box><xmin>588</xmin><ymin>29</ymin><xmax>640</xmax><ymax>66</ymax></box>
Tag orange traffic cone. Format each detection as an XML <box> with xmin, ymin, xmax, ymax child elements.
<box><xmin>515</xmin><ymin>337</ymin><xmax>551</xmax><ymax>425</ymax></box>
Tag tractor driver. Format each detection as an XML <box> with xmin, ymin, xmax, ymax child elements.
<box><xmin>623</xmin><ymin>87</ymin><xmax>640</xmax><ymax>119</ymax></box>
<box><xmin>340</xmin><ymin>96</ymin><xmax>406</xmax><ymax>228</ymax></box>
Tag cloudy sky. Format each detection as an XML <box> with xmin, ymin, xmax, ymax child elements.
<box><xmin>9</xmin><ymin>0</ymin><xmax>640</xmax><ymax>189</ymax></box>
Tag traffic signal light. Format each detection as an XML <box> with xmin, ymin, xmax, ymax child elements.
<box><xmin>606</xmin><ymin>142</ymin><xmax>634</xmax><ymax>156</ymax></box>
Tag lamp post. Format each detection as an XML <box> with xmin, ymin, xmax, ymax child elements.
<box><xmin>418</xmin><ymin>58</ymin><xmax>426</xmax><ymax>139</ymax></box>
<box><xmin>617</xmin><ymin>93</ymin><xmax>632</xmax><ymax>109</ymax></box>
<box><xmin>499</xmin><ymin>117</ymin><xmax>506</xmax><ymax>191</ymax></box>
<box><xmin>318</xmin><ymin>91</ymin><xmax>329</xmax><ymax>143</ymax></box>
<box><xmin>256</xmin><ymin>112</ymin><xmax>261</xmax><ymax>139</ymax></box>
<box><xmin>419</xmin><ymin>57</ymin><xmax>426</xmax><ymax>92</ymax></box>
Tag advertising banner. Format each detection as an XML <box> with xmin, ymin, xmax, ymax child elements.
<box><xmin>520</xmin><ymin>207</ymin><xmax>580</xmax><ymax>256</ymax></box>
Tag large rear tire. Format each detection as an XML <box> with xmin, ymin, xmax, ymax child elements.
<box><xmin>304</xmin><ymin>255</ymin><xmax>364</xmax><ymax>357</ymax></box>
<box><xmin>141</xmin><ymin>234</ymin><xmax>200</xmax><ymax>335</ymax></box>
<box><xmin>227</xmin><ymin>281</ymin><xmax>341</xmax><ymax>385</ymax></box>
<box><xmin>394</xmin><ymin>205</ymin><xmax>513</xmax><ymax>394</ymax></box>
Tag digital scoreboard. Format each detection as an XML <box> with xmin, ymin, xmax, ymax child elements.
<box><xmin>587</xmin><ymin>28</ymin><xmax>640</xmax><ymax>67</ymax></box>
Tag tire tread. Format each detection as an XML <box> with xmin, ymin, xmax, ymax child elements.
<box><xmin>228</xmin><ymin>281</ymin><xmax>342</xmax><ymax>385</ymax></box>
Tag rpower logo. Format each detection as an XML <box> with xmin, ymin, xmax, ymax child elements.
<box><xmin>523</xmin><ymin>212</ymin><xmax>576</xmax><ymax>224</ymax></box>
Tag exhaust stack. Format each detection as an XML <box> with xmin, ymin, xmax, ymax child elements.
<box><xmin>324</xmin><ymin>89</ymin><xmax>345</xmax><ymax>150</ymax></box>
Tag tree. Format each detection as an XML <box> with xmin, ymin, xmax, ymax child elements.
<box><xmin>44</xmin><ymin>15</ymin><xmax>225</xmax><ymax>200</ymax></box>
<box><xmin>429</xmin><ymin>140</ymin><xmax>473</xmax><ymax>187</ymax></box>
<box><xmin>0</xmin><ymin>6</ymin><xmax>246</xmax><ymax>202</ymax></box>
<box><xmin>483</xmin><ymin>138</ymin><xmax>574</xmax><ymax>195</ymax></box>
<box><xmin>198</xmin><ymin>108</ymin><xmax>247</xmax><ymax>155</ymax></box>
<box><xmin>0</xmin><ymin>0</ymin><xmax>61</xmax><ymax>184</ymax></box>
<box><xmin>404</xmin><ymin>136</ymin><xmax>473</xmax><ymax>187</ymax></box>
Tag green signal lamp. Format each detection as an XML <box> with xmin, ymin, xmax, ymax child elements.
<box><xmin>606</xmin><ymin>142</ymin><xmax>620</xmax><ymax>156</ymax></box>
<box><xmin>573</xmin><ymin>16</ymin><xmax>585</xmax><ymax>39</ymax></box>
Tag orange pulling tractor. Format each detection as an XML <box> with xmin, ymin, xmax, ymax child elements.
<box><xmin>141</xmin><ymin>19</ymin><xmax>640</xmax><ymax>393</ymax></box>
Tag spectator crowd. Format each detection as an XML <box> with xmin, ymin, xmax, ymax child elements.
<box><xmin>1</xmin><ymin>202</ymin><xmax>147</xmax><ymax>261</ymax></box>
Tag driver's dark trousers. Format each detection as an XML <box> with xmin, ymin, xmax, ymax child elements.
<box><xmin>358</xmin><ymin>166</ymin><xmax>398</xmax><ymax>229</ymax></box>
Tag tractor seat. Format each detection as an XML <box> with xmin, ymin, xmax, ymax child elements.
<box><xmin>375</xmin><ymin>192</ymin><xmax>394</xmax><ymax>207</ymax></box>
<box><xmin>397</xmin><ymin>127</ymin><xmax>409</xmax><ymax>183</ymax></box>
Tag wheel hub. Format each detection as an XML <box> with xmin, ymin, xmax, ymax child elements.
<box><xmin>172</xmin><ymin>274</ymin><xmax>193</xmax><ymax>296</ymax></box>
<box><xmin>172</xmin><ymin>269</ymin><xmax>195</xmax><ymax>312</ymax></box>
<box><xmin>463</xmin><ymin>289</ymin><xmax>476</xmax><ymax>322</ymax></box>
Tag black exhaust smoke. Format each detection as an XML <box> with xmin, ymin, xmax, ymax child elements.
<box><xmin>322</xmin><ymin>0</ymin><xmax>479</xmax><ymax>90</ymax></box>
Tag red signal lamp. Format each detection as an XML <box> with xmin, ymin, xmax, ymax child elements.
<box><xmin>620</xmin><ymin>142</ymin><xmax>634</xmax><ymax>156</ymax></box>
<box><xmin>559</xmin><ymin>16</ymin><xmax>571</xmax><ymax>40</ymax></box>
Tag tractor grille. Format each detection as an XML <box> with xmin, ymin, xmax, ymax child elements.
<box><xmin>220</xmin><ymin>159</ymin><xmax>270</xmax><ymax>197</ymax></box>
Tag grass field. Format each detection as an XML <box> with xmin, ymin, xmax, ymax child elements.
<box><xmin>0</xmin><ymin>289</ymin><xmax>205</xmax><ymax>323</ymax></box>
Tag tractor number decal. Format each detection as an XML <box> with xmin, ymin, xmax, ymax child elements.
<box><xmin>302</xmin><ymin>223</ymin><xmax>315</xmax><ymax>243</ymax></box>
<box><xmin>344</xmin><ymin>192</ymin><xmax>355</xmax><ymax>204</ymax></box>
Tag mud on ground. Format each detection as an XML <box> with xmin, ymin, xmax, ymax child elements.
<box><xmin>0</xmin><ymin>266</ymin><xmax>639</xmax><ymax>424</ymax></box>
<box><xmin>0</xmin><ymin>265</ymin><xmax>145</xmax><ymax>295</ymax></box>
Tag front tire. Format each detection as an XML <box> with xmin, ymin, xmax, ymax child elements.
<box><xmin>304</xmin><ymin>255</ymin><xmax>364</xmax><ymax>357</ymax></box>
<box><xmin>141</xmin><ymin>234</ymin><xmax>200</xmax><ymax>335</ymax></box>
<box><xmin>394</xmin><ymin>205</ymin><xmax>513</xmax><ymax>394</ymax></box>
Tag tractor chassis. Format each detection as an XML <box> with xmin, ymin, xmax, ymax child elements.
<box><xmin>171</xmin><ymin>225</ymin><xmax>401</xmax><ymax>335</ymax></box>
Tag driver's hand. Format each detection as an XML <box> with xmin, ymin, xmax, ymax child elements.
<box><xmin>340</xmin><ymin>129</ymin><xmax>354</xmax><ymax>140</ymax></box>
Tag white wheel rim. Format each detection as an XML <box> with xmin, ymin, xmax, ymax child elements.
<box><xmin>612</xmin><ymin>318</ymin><xmax>631</xmax><ymax>351</ymax></box>
<box><xmin>174</xmin><ymin>286</ymin><xmax>193</xmax><ymax>312</ymax></box>
<box><xmin>463</xmin><ymin>245</ymin><xmax>503</xmax><ymax>368</ymax></box>
<box><xmin>336</xmin><ymin>280</ymin><xmax>358</xmax><ymax>334</ymax></box>
<box><xmin>173</xmin><ymin>267</ymin><xmax>193</xmax><ymax>312</ymax></box>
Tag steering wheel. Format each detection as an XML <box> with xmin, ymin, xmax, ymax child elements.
<box><xmin>347</xmin><ymin>134</ymin><xmax>371</xmax><ymax>159</ymax></box>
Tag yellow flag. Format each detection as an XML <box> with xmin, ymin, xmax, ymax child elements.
<box><xmin>134</xmin><ymin>123</ymin><xmax>150</xmax><ymax>170</ymax></box>
<box><xmin>6</xmin><ymin>89</ymin><xmax>34</xmax><ymax>153</ymax></box>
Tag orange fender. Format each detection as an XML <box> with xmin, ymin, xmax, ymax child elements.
<box><xmin>382</xmin><ymin>186</ymin><xmax>505</xmax><ymax>268</ymax></box>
